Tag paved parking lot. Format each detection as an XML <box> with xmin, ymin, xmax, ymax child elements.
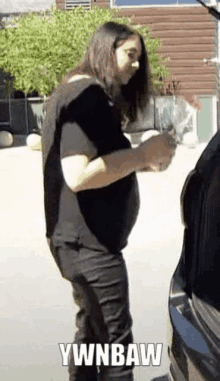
<box><xmin>0</xmin><ymin>139</ymin><xmax>207</xmax><ymax>381</ymax></box>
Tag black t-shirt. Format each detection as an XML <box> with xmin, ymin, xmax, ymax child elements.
<box><xmin>42</xmin><ymin>76</ymin><xmax>140</xmax><ymax>252</ymax></box>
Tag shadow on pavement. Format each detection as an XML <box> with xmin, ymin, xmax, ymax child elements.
<box><xmin>151</xmin><ymin>374</ymin><xmax>170</xmax><ymax>381</ymax></box>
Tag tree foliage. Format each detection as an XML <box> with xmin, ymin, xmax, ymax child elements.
<box><xmin>0</xmin><ymin>6</ymin><xmax>169</xmax><ymax>96</ymax></box>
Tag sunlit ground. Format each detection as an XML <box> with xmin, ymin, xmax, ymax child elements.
<box><xmin>0</xmin><ymin>141</ymin><xmax>207</xmax><ymax>381</ymax></box>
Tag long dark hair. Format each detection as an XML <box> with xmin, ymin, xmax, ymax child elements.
<box><xmin>62</xmin><ymin>21</ymin><xmax>150</xmax><ymax>123</ymax></box>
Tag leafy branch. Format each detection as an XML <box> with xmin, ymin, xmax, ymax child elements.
<box><xmin>0</xmin><ymin>6</ymin><xmax>169</xmax><ymax>97</ymax></box>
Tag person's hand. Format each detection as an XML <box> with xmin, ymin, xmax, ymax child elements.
<box><xmin>138</xmin><ymin>132</ymin><xmax>177</xmax><ymax>172</ymax></box>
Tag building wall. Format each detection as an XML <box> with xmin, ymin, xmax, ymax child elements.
<box><xmin>117</xmin><ymin>6</ymin><xmax>216</xmax><ymax>99</ymax></box>
<box><xmin>91</xmin><ymin>0</ymin><xmax>109</xmax><ymax>8</ymax></box>
<box><xmin>56</xmin><ymin>1</ymin><xmax>216</xmax><ymax>99</ymax></box>
<box><xmin>57</xmin><ymin>0</ymin><xmax>110</xmax><ymax>9</ymax></box>
<box><xmin>56</xmin><ymin>0</ymin><xmax>65</xmax><ymax>10</ymax></box>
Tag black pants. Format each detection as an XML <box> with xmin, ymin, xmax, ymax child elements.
<box><xmin>49</xmin><ymin>239</ymin><xmax>134</xmax><ymax>381</ymax></box>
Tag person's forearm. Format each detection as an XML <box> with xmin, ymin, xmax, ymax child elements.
<box><xmin>71</xmin><ymin>147</ymin><xmax>145</xmax><ymax>192</ymax></box>
<box><xmin>62</xmin><ymin>133</ymin><xmax>176</xmax><ymax>192</ymax></box>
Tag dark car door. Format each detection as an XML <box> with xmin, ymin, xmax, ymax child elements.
<box><xmin>169</xmin><ymin>131</ymin><xmax>220</xmax><ymax>381</ymax></box>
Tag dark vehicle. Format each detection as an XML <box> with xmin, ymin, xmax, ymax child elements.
<box><xmin>167</xmin><ymin>131</ymin><xmax>220</xmax><ymax>380</ymax></box>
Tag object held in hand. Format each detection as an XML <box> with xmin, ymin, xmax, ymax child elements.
<box><xmin>139</xmin><ymin>131</ymin><xmax>177</xmax><ymax>172</ymax></box>
<box><xmin>150</xmin><ymin>161</ymin><xmax>169</xmax><ymax>172</ymax></box>
<box><xmin>151</xmin><ymin>164</ymin><xmax>159</xmax><ymax>172</ymax></box>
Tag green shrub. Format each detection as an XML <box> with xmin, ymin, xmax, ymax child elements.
<box><xmin>0</xmin><ymin>6</ymin><xmax>169</xmax><ymax>96</ymax></box>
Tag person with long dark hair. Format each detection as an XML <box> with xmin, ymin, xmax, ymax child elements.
<box><xmin>42</xmin><ymin>21</ymin><xmax>176</xmax><ymax>381</ymax></box>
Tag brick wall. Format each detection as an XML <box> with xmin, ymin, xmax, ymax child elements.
<box><xmin>91</xmin><ymin>0</ymin><xmax>110</xmax><ymax>8</ymax></box>
<box><xmin>56</xmin><ymin>0</ymin><xmax>65</xmax><ymax>10</ymax></box>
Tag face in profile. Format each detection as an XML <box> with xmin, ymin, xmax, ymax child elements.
<box><xmin>115</xmin><ymin>34</ymin><xmax>142</xmax><ymax>85</ymax></box>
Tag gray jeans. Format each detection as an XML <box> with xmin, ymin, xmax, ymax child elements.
<box><xmin>49</xmin><ymin>238</ymin><xmax>134</xmax><ymax>381</ymax></box>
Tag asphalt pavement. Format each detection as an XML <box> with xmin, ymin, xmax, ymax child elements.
<box><xmin>0</xmin><ymin>139</ymin><xmax>207</xmax><ymax>381</ymax></box>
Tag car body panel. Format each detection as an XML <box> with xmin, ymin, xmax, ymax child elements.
<box><xmin>167</xmin><ymin>131</ymin><xmax>220</xmax><ymax>380</ymax></box>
